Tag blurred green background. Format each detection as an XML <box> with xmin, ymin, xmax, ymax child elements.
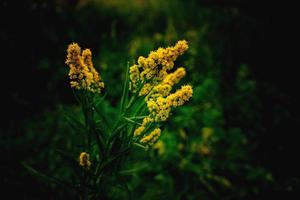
<box><xmin>1</xmin><ymin>0</ymin><xmax>299</xmax><ymax>199</ymax></box>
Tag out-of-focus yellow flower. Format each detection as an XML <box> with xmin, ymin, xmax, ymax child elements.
<box><xmin>66</xmin><ymin>43</ymin><xmax>104</xmax><ymax>93</ymax></box>
<box><xmin>202</xmin><ymin>127</ymin><xmax>214</xmax><ymax>140</ymax></box>
<box><xmin>140</xmin><ymin>128</ymin><xmax>161</xmax><ymax>145</ymax></box>
<box><xmin>197</xmin><ymin>144</ymin><xmax>210</xmax><ymax>156</ymax></box>
<box><xmin>179</xmin><ymin>128</ymin><xmax>187</xmax><ymax>140</ymax></box>
<box><xmin>178</xmin><ymin>143</ymin><xmax>185</xmax><ymax>151</ymax></box>
<box><xmin>79</xmin><ymin>152</ymin><xmax>91</xmax><ymax>169</ymax></box>
<box><xmin>153</xmin><ymin>140</ymin><xmax>165</xmax><ymax>155</ymax></box>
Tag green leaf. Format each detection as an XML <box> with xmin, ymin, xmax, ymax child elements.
<box><xmin>22</xmin><ymin>162</ymin><xmax>74</xmax><ymax>190</ymax></box>
<box><xmin>63</xmin><ymin>111</ymin><xmax>85</xmax><ymax>133</ymax></box>
<box><xmin>123</xmin><ymin>116</ymin><xmax>141</xmax><ymax>125</ymax></box>
<box><xmin>93</xmin><ymin>99</ymin><xmax>111</xmax><ymax>130</ymax></box>
<box><xmin>55</xmin><ymin>149</ymin><xmax>81</xmax><ymax>170</ymax></box>
<box><xmin>120</xmin><ymin>62</ymin><xmax>130</xmax><ymax>113</ymax></box>
<box><xmin>119</xmin><ymin>163</ymin><xmax>148</xmax><ymax>175</ymax></box>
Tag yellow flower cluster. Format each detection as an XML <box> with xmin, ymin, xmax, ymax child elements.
<box><xmin>66</xmin><ymin>43</ymin><xmax>104</xmax><ymax>93</ymax></box>
<box><xmin>130</xmin><ymin>40</ymin><xmax>193</xmax><ymax>147</ymax></box>
<box><xmin>143</xmin><ymin>85</ymin><xmax>193</xmax><ymax>123</ymax></box>
<box><xmin>166</xmin><ymin>85</ymin><xmax>193</xmax><ymax>107</ymax></box>
<box><xmin>197</xmin><ymin>127</ymin><xmax>214</xmax><ymax>156</ymax></box>
<box><xmin>133</xmin><ymin>116</ymin><xmax>154</xmax><ymax>137</ymax></box>
<box><xmin>79</xmin><ymin>152</ymin><xmax>91</xmax><ymax>169</ymax></box>
<box><xmin>140</xmin><ymin>128</ymin><xmax>161</xmax><ymax>145</ymax></box>
<box><xmin>148</xmin><ymin>67</ymin><xmax>186</xmax><ymax>100</ymax></box>
<box><xmin>163</xmin><ymin>67</ymin><xmax>186</xmax><ymax>86</ymax></box>
<box><xmin>147</xmin><ymin>97</ymin><xmax>171</xmax><ymax>121</ymax></box>
<box><xmin>133</xmin><ymin>126</ymin><xmax>145</xmax><ymax>137</ymax></box>
<box><xmin>129</xmin><ymin>40</ymin><xmax>188</xmax><ymax>94</ymax></box>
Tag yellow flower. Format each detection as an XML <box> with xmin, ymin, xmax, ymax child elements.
<box><xmin>142</xmin><ymin>116</ymin><xmax>153</xmax><ymax>126</ymax></box>
<box><xmin>197</xmin><ymin>144</ymin><xmax>210</xmax><ymax>156</ymax></box>
<box><xmin>140</xmin><ymin>128</ymin><xmax>161</xmax><ymax>145</ymax></box>
<box><xmin>202</xmin><ymin>127</ymin><xmax>214</xmax><ymax>140</ymax></box>
<box><xmin>131</xmin><ymin>40</ymin><xmax>192</xmax><ymax>147</ymax></box>
<box><xmin>139</xmin><ymin>83</ymin><xmax>152</xmax><ymax>96</ymax></box>
<box><xmin>147</xmin><ymin>100</ymin><xmax>159</xmax><ymax>113</ymax></box>
<box><xmin>144</xmin><ymin>85</ymin><xmax>192</xmax><ymax>123</ymax></box>
<box><xmin>65</xmin><ymin>43</ymin><xmax>104</xmax><ymax>93</ymax></box>
<box><xmin>163</xmin><ymin>67</ymin><xmax>186</xmax><ymax>86</ymax></box>
<box><xmin>144</xmin><ymin>67</ymin><xmax>186</xmax><ymax>101</ymax></box>
<box><xmin>152</xmin><ymin>84</ymin><xmax>172</xmax><ymax>97</ymax></box>
<box><xmin>155</xmin><ymin>97</ymin><xmax>171</xmax><ymax>121</ymax></box>
<box><xmin>129</xmin><ymin>64</ymin><xmax>140</xmax><ymax>92</ymax></box>
<box><xmin>153</xmin><ymin>140</ymin><xmax>165</xmax><ymax>155</ymax></box>
<box><xmin>79</xmin><ymin>152</ymin><xmax>91</xmax><ymax>169</ymax></box>
<box><xmin>129</xmin><ymin>40</ymin><xmax>189</xmax><ymax>94</ymax></box>
<box><xmin>82</xmin><ymin>49</ymin><xmax>104</xmax><ymax>92</ymax></box>
<box><xmin>134</xmin><ymin>126</ymin><xmax>145</xmax><ymax>137</ymax></box>
<box><xmin>146</xmin><ymin>97</ymin><xmax>171</xmax><ymax>122</ymax></box>
<box><xmin>166</xmin><ymin>85</ymin><xmax>193</xmax><ymax>107</ymax></box>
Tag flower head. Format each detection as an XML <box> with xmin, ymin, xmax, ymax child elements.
<box><xmin>130</xmin><ymin>40</ymin><xmax>193</xmax><ymax>147</ymax></box>
<box><xmin>166</xmin><ymin>85</ymin><xmax>193</xmax><ymax>107</ymax></box>
<box><xmin>140</xmin><ymin>128</ymin><xmax>161</xmax><ymax>146</ymax></box>
<box><xmin>66</xmin><ymin>43</ymin><xmax>104</xmax><ymax>93</ymax></box>
<box><xmin>79</xmin><ymin>152</ymin><xmax>91</xmax><ymax>169</ymax></box>
<box><xmin>134</xmin><ymin>126</ymin><xmax>145</xmax><ymax>137</ymax></box>
<box><xmin>129</xmin><ymin>40</ymin><xmax>189</xmax><ymax>95</ymax></box>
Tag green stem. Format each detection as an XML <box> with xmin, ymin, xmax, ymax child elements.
<box><xmin>123</xmin><ymin>117</ymin><xmax>142</xmax><ymax>125</ymax></box>
<box><xmin>133</xmin><ymin>142</ymin><xmax>149</xmax><ymax>150</ymax></box>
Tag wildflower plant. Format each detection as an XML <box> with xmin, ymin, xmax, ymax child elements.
<box><xmin>25</xmin><ymin>40</ymin><xmax>193</xmax><ymax>199</ymax></box>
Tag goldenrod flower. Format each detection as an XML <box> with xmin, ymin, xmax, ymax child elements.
<box><xmin>146</xmin><ymin>100</ymin><xmax>159</xmax><ymax>113</ymax></box>
<box><xmin>66</xmin><ymin>43</ymin><xmax>104</xmax><ymax>93</ymax></box>
<box><xmin>143</xmin><ymin>85</ymin><xmax>193</xmax><ymax>123</ymax></box>
<box><xmin>129</xmin><ymin>40</ymin><xmax>189</xmax><ymax>95</ymax></box>
<box><xmin>153</xmin><ymin>140</ymin><xmax>165</xmax><ymax>155</ymax></box>
<box><xmin>146</xmin><ymin>97</ymin><xmax>170</xmax><ymax>122</ymax></box>
<box><xmin>152</xmin><ymin>84</ymin><xmax>172</xmax><ymax>97</ymax></box>
<box><xmin>82</xmin><ymin>49</ymin><xmax>104</xmax><ymax>91</ymax></box>
<box><xmin>142</xmin><ymin>116</ymin><xmax>153</xmax><ymax>126</ymax></box>
<box><xmin>140</xmin><ymin>128</ymin><xmax>161</xmax><ymax>145</ymax></box>
<box><xmin>131</xmin><ymin>40</ymin><xmax>192</xmax><ymax>147</ymax></box>
<box><xmin>139</xmin><ymin>83</ymin><xmax>152</xmax><ymax>96</ymax></box>
<box><xmin>134</xmin><ymin>126</ymin><xmax>145</xmax><ymax>137</ymax></box>
<box><xmin>166</xmin><ymin>85</ymin><xmax>193</xmax><ymax>107</ymax></box>
<box><xmin>163</xmin><ymin>67</ymin><xmax>186</xmax><ymax>86</ymax></box>
<box><xmin>79</xmin><ymin>152</ymin><xmax>91</xmax><ymax>169</ymax></box>
<box><xmin>129</xmin><ymin>64</ymin><xmax>140</xmax><ymax>92</ymax></box>
<box><xmin>143</xmin><ymin>67</ymin><xmax>186</xmax><ymax>101</ymax></box>
<box><xmin>155</xmin><ymin>97</ymin><xmax>171</xmax><ymax>121</ymax></box>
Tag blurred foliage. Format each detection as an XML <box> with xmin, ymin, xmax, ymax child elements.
<box><xmin>1</xmin><ymin>0</ymin><xmax>298</xmax><ymax>199</ymax></box>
